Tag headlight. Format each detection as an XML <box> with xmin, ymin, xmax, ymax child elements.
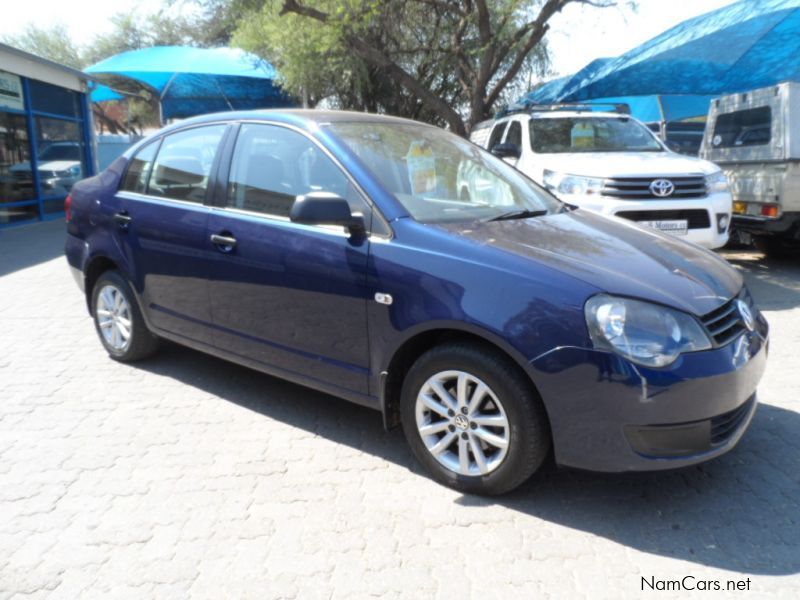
<box><xmin>705</xmin><ymin>170</ymin><xmax>729</xmax><ymax>193</ymax></box>
<box><xmin>585</xmin><ymin>295</ymin><xmax>712</xmax><ymax>367</ymax></box>
<box><xmin>543</xmin><ymin>170</ymin><xmax>603</xmax><ymax>197</ymax></box>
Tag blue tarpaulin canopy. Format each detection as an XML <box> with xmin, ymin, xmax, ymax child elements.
<box><xmin>559</xmin><ymin>0</ymin><xmax>800</xmax><ymax>101</ymax></box>
<box><xmin>86</xmin><ymin>46</ymin><xmax>294</xmax><ymax>121</ymax></box>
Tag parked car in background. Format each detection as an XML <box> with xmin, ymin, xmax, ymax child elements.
<box><xmin>701</xmin><ymin>82</ymin><xmax>800</xmax><ymax>258</ymax></box>
<box><xmin>472</xmin><ymin>104</ymin><xmax>732</xmax><ymax>249</ymax></box>
<box><xmin>66</xmin><ymin>110</ymin><xmax>767</xmax><ymax>495</ymax></box>
<box><xmin>9</xmin><ymin>141</ymin><xmax>83</xmax><ymax>196</ymax></box>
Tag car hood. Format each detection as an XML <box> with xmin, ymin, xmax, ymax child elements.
<box><xmin>435</xmin><ymin>209</ymin><xmax>742</xmax><ymax>316</ymax></box>
<box><xmin>10</xmin><ymin>160</ymin><xmax>79</xmax><ymax>173</ymax></box>
<box><xmin>537</xmin><ymin>151</ymin><xmax>720</xmax><ymax>178</ymax></box>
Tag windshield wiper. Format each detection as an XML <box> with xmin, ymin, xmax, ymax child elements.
<box><xmin>487</xmin><ymin>209</ymin><xmax>548</xmax><ymax>222</ymax></box>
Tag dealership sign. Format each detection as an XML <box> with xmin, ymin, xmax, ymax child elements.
<box><xmin>0</xmin><ymin>71</ymin><xmax>25</xmax><ymax>111</ymax></box>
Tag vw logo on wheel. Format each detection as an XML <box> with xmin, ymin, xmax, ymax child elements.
<box><xmin>736</xmin><ymin>299</ymin><xmax>755</xmax><ymax>331</ymax></box>
<box><xmin>649</xmin><ymin>179</ymin><xmax>675</xmax><ymax>197</ymax></box>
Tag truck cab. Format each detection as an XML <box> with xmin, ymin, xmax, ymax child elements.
<box><xmin>700</xmin><ymin>82</ymin><xmax>800</xmax><ymax>257</ymax></box>
<box><xmin>472</xmin><ymin>105</ymin><xmax>732</xmax><ymax>249</ymax></box>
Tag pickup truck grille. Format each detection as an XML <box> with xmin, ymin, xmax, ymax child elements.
<box><xmin>602</xmin><ymin>176</ymin><xmax>707</xmax><ymax>199</ymax></box>
<box><xmin>615</xmin><ymin>209</ymin><xmax>711</xmax><ymax>229</ymax></box>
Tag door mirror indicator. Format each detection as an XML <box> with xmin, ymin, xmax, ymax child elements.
<box><xmin>290</xmin><ymin>191</ymin><xmax>366</xmax><ymax>235</ymax></box>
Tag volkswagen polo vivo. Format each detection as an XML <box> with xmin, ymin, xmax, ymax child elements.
<box><xmin>65</xmin><ymin>110</ymin><xmax>768</xmax><ymax>495</ymax></box>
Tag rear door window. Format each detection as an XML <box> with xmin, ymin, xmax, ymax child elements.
<box><xmin>487</xmin><ymin>122</ymin><xmax>508</xmax><ymax>150</ymax></box>
<box><xmin>121</xmin><ymin>141</ymin><xmax>159</xmax><ymax>194</ymax></box>
<box><xmin>712</xmin><ymin>106</ymin><xmax>772</xmax><ymax>148</ymax></box>
<box><xmin>147</xmin><ymin>125</ymin><xmax>226</xmax><ymax>203</ymax></box>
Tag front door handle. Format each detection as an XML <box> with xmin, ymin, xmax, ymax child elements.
<box><xmin>113</xmin><ymin>211</ymin><xmax>132</xmax><ymax>229</ymax></box>
<box><xmin>210</xmin><ymin>233</ymin><xmax>237</xmax><ymax>252</ymax></box>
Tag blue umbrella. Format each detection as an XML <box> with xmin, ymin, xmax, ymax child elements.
<box><xmin>560</xmin><ymin>0</ymin><xmax>800</xmax><ymax>101</ymax></box>
<box><xmin>86</xmin><ymin>46</ymin><xmax>294</xmax><ymax>121</ymax></box>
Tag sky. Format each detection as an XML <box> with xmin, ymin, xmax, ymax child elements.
<box><xmin>0</xmin><ymin>0</ymin><xmax>739</xmax><ymax>77</ymax></box>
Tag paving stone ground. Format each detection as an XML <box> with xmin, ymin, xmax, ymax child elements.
<box><xmin>1</xmin><ymin>220</ymin><xmax>799</xmax><ymax>599</ymax></box>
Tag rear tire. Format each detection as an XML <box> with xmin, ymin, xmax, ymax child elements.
<box><xmin>754</xmin><ymin>236</ymin><xmax>798</xmax><ymax>260</ymax></box>
<box><xmin>400</xmin><ymin>342</ymin><xmax>550</xmax><ymax>495</ymax></box>
<box><xmin>91</xmin><ymin>270</ymin><xmax>159</xmax><ymax>362</ymax></box>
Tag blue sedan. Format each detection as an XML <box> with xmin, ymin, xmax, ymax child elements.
<box><xmin>65</xmin><ymin>110</ymin><xmax>768</xmax><ymax>495</ymax></box>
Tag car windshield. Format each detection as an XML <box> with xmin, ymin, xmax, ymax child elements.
<box><xmin>530</xmin><ymin>116</ymin><xmax>663</xmax><ymax>153</ymax></box>
<box><xmin>327</xmin><ymin>121</ymin><xmax>562</xmax><ymax>223</ymax></box>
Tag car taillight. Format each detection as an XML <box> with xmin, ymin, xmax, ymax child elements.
<box><xmin>65</xmin><ymin>194</ymin><xmax>73</xmax><ymax>223</ymax></box>
<box><xmin>761</xmin><ymin>204</ymin><xmax>779</xmax><ymax>218</ymax></box>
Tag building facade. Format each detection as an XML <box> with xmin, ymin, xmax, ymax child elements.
<box><xmin>1</xmin><ymin>44</ymin><xmax>95</xmax><ymax>228</ymax></box>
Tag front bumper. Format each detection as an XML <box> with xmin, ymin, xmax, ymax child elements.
<box><xmin>562</xmin><ymin>191</ymin><xmax>732</xmax><ymax>249</ymax></box>
<box><xmin>529</xmin><ymin>314</ymin><xmax>768</xmax><ymax>472</ymax></box>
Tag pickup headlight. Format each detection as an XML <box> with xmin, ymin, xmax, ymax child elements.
<box><xmin>543</xmin><ymin>170</ymin><xmax>603</xmax><ymax>197</ymax></box>
<box><xmin>585</xmin><ymin>295</ymin><xmax>712</xmax><ymax>367</ymax></box>
<box><xmin>705</xmin><ymin>170</ymin><xmax>729</xmax><ymax>194</ymax></box>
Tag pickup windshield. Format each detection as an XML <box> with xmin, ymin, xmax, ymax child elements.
<box><xmin>328</xmin><ymin>121</ymin><xmax>562</xmax><ymax>223</ymax></box>
<box><xmin>530</xmin><ymin>116</ymin><xmax>663</xmax><ymax>153</ymax></box>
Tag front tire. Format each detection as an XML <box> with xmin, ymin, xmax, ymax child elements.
<box><xmin>400</xmin><ymin>342</ymin><xmax>551</xmax><ymax>495</ymax></box>
<box><xmin>91</xmin><ymin>270</ymin><xmax>159</xmax><ymax>362</ymax></box>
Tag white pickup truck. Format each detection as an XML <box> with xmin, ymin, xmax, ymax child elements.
<box><xmin>470</xmin><ymin>106</ymin><xmax>732</xmax><ymax>249</ymax></box>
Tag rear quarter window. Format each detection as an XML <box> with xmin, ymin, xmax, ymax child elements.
<box><xmin>121</xmin><ymin>141</ymin><xmax>159</xmax><ymax>194</ymax></box>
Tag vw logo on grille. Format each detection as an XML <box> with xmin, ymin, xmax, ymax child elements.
<box><xmin>649</xmin><ymin>179</ymin><xmax>675</xmax><ymax>197</ymax></box>
<box><xmin>736</xmin><ymin>299</ymin><xmax>755</xmax><ymax>332</ymax></box>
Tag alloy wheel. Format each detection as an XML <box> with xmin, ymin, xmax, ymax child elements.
<box><xmin>414</xmin><ymin>370</ymin><xmax>510</xmax><ymax>476</ymax></box>
<box><xmin>96</xmin><ymin>284</ymin><xmax>133</xmax><ymax>352</ymax></box>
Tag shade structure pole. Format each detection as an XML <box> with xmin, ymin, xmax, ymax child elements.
<box><xmin>656</xmin><ymin>95</ymin><xmax>667</xmax><ymax>141</ymax></box>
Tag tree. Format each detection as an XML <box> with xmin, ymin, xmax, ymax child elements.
<box><xmin>267</xmin><ymin>0</ymin><xmax>619</xmax><ymax>135</ymax></box>
<box><xmin>1</xmin><ymin>23</ymin><xmax>83</xmax><ymax>69</ymax></box>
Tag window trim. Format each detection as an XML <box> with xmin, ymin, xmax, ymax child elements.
<box><xmin>217</xmin><ymin>119</ymin><xmax>393</xmax><ymax>239</ymax></box>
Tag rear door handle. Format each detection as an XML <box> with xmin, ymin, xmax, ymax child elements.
<box><xmin>210</xmin><ymin>233</ymin><xmax>237</xmax><ymax>251</ymax></box>
<box><xmin>113</xmin><ymin>211</ymin><xmax>132</xmax><ymax>229</ymax></box>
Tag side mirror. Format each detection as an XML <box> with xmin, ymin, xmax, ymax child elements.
<box><xmin>290</xmin><ymin>191</ymin><xmax>365</xmax><ymax>235</ymax></box>
<box><xmin>490</xmin><ymin>143</ymin><xmax>521</xmax><ymax>159</ymax></box>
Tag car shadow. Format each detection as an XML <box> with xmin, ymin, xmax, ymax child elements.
<box><xmin>721</xmin><ymin>249</ymin><xmax>800</xmax><ymax>311</ymax></box>
<box><xmin>0</xmin><ymin>220</ymin><xmax>66</xmax><ymax>277</ymax></box>
<box><xmin>137</xmin><ymin>342</ymin><xmax>799</xmax><ymax>576</ymax></box>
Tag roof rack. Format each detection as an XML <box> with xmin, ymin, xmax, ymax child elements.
<box><xmin>496</xmin><ymin>101</ymin><xmax>631</xmax><ymax>118</ymax></box>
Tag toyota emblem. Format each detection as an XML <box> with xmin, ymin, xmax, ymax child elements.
<box><xmin>649</xmin><ymin>179</ymin><xmax>675</xmax><ymax>197</ymax></box>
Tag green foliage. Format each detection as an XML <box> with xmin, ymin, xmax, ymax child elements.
<box><xmin>2</xmin><ymin>23</ymin><xmax>84</xmax><ymax>69</ymax></box>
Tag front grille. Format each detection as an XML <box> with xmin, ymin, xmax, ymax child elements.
<box><xmin>700</xmin><ymin>289</ymin><xmax>753</xmax><ymax>346</ymax></box>
<box><xmin>711</xmin><ymin>397</ymin><xmax>754</xmax><ymax>445</ymax></box>
<box><xmin>602</xmin><ymin>176</ymin><xmax>707</xmax><ymax>199</ymax></box>
<box><xmin>616</xmin><ymin>209</ymin><xmax>711</xmax><ymax>229</ymax></box>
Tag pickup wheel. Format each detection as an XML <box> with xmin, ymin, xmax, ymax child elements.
<box><xmin>91</xmin><ymin>270</ymin><xmax>159</xmax><ymax>362</ymax></box>
<box><xmin>400</xmin><ymin>342</ymin><xmax>551</xmax><ymax>495</ymax></box>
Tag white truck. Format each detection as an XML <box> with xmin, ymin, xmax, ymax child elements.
<box><xmin>470</xmin><ymin>105</ymin><xmax>732</xmax><ymax>249</ymax></box>
<box><xmin>700</xmin><ymin>82</ymin><xmax>800</xmax><ymax>258</ymax></box>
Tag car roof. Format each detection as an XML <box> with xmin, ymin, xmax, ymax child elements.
<box><xmin>525</xmin><ymin>111</ymin><xmax>627</xmax><ymax>120</ymax></box>
<box><xmin>157</xmin><ymin>109</ymin><xmax>438</xmax><ymax>136</ymax></box>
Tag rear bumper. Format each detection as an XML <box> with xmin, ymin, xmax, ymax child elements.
<box><xmin>530</xmin><ymin>314</ymin><xmax>769</xmax><ymax>472</ymax></box>
<box><xmin>65</xmin><ymin>232</ymin><xmax>88</xmax><ymax>293</ymax></box>
<box><xmin>733</xmin><ymin>212</ymin><xmax>800</xmax><ymax>237</ymax></box>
